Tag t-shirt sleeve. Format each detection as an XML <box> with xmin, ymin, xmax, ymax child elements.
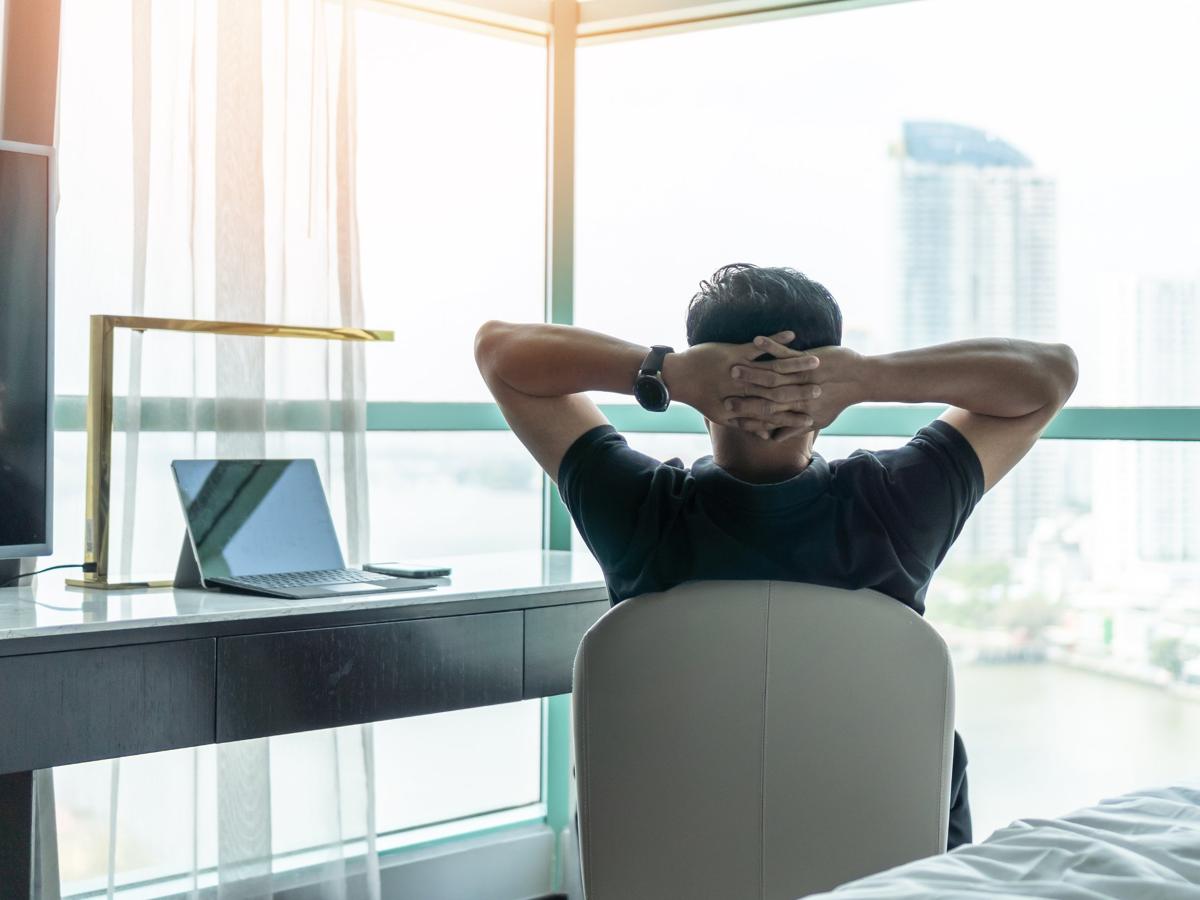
<box><xmin>847</xmin><ymin>419</ymin><xmax>985</xmax><ymax>577</ymax></box>
<box><xmin>557</xmin><ymin>425</ymin><xmax>664</xmax><ymax>570</ymax></box>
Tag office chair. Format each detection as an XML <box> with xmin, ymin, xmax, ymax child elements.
<box><xmin>572</xmin><ymin>580</ymin><xmax>955</xmax><ymax>900</ymax></box>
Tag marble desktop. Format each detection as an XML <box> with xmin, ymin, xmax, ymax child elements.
<box><xmin>0</xmin><ymin>550</ymin><xmax>605</xmax><ymax>645</ymax></box>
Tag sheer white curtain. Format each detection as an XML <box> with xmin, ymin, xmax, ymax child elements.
<box><xmin>47</xmin><ymin>1</ymin><xmax>381</xmax><ymax>897</ymax></box>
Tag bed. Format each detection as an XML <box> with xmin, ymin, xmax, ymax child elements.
<box><xmin>806</xmin><ymin>785</ymin><xmax>1200</xmax><ymax>899</ymax></box>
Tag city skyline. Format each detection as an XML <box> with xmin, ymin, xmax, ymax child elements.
<box><xmin>896</xmin><ymin>119</ymin><xmax>1066</xmax><ymax>563</ymax></box>
<box><xmin>1135</xmin><ymin>278</ymin><xmax>1200</xmax><ymax>563</ymax></box>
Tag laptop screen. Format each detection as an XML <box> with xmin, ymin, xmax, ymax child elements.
<box><xmin>172</xmin><ymin>459</ymin><xmax>345</xmax><ymax>579</ymax></box>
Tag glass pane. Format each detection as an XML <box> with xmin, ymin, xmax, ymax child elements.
<box><xmin>54</xmin><ymin>0</ymin><xmax>133</xmax><ymax>398</ymax></box>
<box><xmin>365</xmin><ymin>431</ymin><xmax>542</xmax><ymax>558</ymax></box>
<box><xmin>54</xmin><ymin>701</ymin><xmax>543</xmax><ymax>892</ymax></box>
<box><xmin>55</xmin><ymin>3</ymin><xmax>545</xmax><ymax>402</ymax></box>
<box><xmin>356</xmin><ymin>9</ymin><xmax>547</xmax><ymax>401</ymax></box>
<box><xmin>365</xmin><ymin>431</ymin><xmax>544</xmax><ymax>835</ymax></box>
<box><xmin>928</xmin><ymin>440</ymin><xmax>1200</xmax><ymax>837</ymax></box>
<box><xmin>54</xmin><ymin>747</ymin><xmax>217</xmax><ymax>895</ymax></box>
<box><xmin>576</xmin><ymin>0</ymin><xmax>1200</xmax><ymax>405</ymax></box>
<box><xmin>373</xmin><ymin>701</ymin><xmax>543</xmax><ymax>834</ymax></box>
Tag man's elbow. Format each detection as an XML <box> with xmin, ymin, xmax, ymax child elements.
<box><xmin>1041</xmin><ymin>342</ymin><xmax>1079</xmax><ymax>409</ymax></box>
<box><xmin>474</xmin><ymin>320</ymin><xmax>514</xmax><ymax>379</ymax></box>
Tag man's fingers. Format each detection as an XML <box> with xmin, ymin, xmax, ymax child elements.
<box><xmin>730</xmin><ymin>365</ymin><xmax>783</xmax><ymax>388</ymax></box>
<box><xmin>724</xmin><ymin>397</ymin><xmax>774</xmax><ymax>419</ymax></box>
<box><xmin>767</xmin><ymin>354</ymin><xmax>820</xmax><ymax>375</ymax></box>
<box><xmin>725</xmin><ymin>400</ymin><xmax>814</xmax><ymax>431</ymax></box>
<box><xmin>734</xmin><ymin>331</ymin><xmax>792</xmax><ymax>360</ymax></box>
<box><xmin>751</xmin><ymin>334</ymin><xmax>821</xmax><ymax>371</ymax></box>
<box><xmin>752</xmin><ymin>334</ymin><xmax>797</xmax><ymax>358</ymax></box>
<box><xmin>724</xmin><ymin>392</ymin><xmax>820</xmax><ymax>418</ymax></box>
<box><xmin>738</xmin><ymin>332</ymin><xmax>795</xmax><ymax>361</ymax></box>
<box><xmin>731</xmin><ymin>355</ymin><xmax>819</xmax><ymax>384</ymax></box>
<box><xmin>730</xmin><ymin>412</ymin><xmax>814</xmax><ymax>441</ymax></box>
<box><xmin>752</xmin><ymin>383</ymin><xmax>820</xmax><ymax>403</ymax></box>
<box><xmin>730</xmin><ymin>366</ymin><xmax>820</xmax><ymax>391</ymax></box>
<box><xmin>728</xmin><ymin>418</ymin><xmax>773</xmax><ymax>440</ymax></box>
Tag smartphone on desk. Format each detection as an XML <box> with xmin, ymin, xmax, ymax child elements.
<box><xmin>363</xmin><ymin>561</ymin><xmax>452</xmax><ymax>579</ymax></box>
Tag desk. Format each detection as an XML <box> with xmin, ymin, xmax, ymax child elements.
<box><xmin>0</xmin><ymin>550</ymin><xmax>608</xmax><ymax>900</ymax></box>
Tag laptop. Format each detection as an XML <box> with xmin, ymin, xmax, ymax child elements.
<box><xmin>171</xmin><ymin>458</ymin><xmax>439</xmax><ymax>599</ymax></box>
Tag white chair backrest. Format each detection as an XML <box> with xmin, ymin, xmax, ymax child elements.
<box><xmin>572</xmin><ymin>580</ymin><xmax>954</xmax><ymax>900</ymax></box>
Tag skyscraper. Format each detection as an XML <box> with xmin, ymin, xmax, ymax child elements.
<box><xmin>896</xmin><ymin>121</ymin><xmax>1060</xmax><ymax>560</ymax></box>
<box><xmin>1135</xmin><ymin>277</ymin><xmax>1200</xmax><ymax>563</ymax></box>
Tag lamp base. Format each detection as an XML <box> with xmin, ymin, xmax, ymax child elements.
<box><xmin>66</xmin><ymin>574</ymin><xmax>174</xmax><ymax>590</ymax></box>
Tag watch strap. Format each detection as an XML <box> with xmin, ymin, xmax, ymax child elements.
<box><xmin>639</xmin><ymin>345</ymin><xmax>674</xmax><ymax>376</ymax></box>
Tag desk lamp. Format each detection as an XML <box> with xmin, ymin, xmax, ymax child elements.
<box><xmin>66</xmin><ymin>314</ymin><xmax>392</xmax><ymax>590</ymax></box>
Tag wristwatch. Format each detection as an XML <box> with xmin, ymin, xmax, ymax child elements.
<box><xmin>633</xmin><ymin>345</ymin><xmax>675</xmax><ymax>412</ymax></box>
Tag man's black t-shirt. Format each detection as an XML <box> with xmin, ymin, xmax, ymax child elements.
<box><xmin>557</xmin><ymin>417</ymin><xmax>985</xmax><ymax>849</ymax></box>
<box><xmin>559</xmin><ymin>419</ymin><xmax>983</xmax><ymax>611</ymax></box>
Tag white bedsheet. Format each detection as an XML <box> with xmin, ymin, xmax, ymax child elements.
<box><xmin>806</xmin><ymin>785</ymin><xmax>1200</xmax><ymax>899</ymax></box>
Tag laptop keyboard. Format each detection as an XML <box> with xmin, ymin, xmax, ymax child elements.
<box><xmin>233</xmin><ymin>569</ymin><xmax>392</xmax><ymax>589</ymax></box>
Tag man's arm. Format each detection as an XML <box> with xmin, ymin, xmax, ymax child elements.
<box><xmin>728</xmin><ymin>338</ymin><xmax>1079</xmax><ymax>491</ymax></box>
<box><xmin>869</xmin><ymin>340</ymin><xmax>1078</xmax><ymax>491</ymax></box>
<box><xmin>474</xmin><ymin>322</ymin><xmax>814</xmax><ymax>480</ymax></box>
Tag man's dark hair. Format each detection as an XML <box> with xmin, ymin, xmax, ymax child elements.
<box><xmin>686</xmin><ymin>264</ymin><xmax>842</xmax><ymax>352</ymax></box>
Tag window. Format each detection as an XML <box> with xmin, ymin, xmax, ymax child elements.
<box><xmin>53</xmin><ymin>749</ymin><xmax>218</xmax><ymax>895</ymax></box>
<box><xmin>577</xmin><ymin>0</ymin><xmax>1200</xmax><ymax>839</ymax></box>
<box><xmin>49</xmin><ymin>1</ymin><xmax>550</xmax><ymax>894</ymax></box>
<box><xmin>356</xmin><ymin>9</ymin><xmax>547</xmax><ymax>401</ymax></box>
<box><xmin>901</xmin><ymin>438</ymin><xmax>1199</xmax><ymax>837</ymax></box>
<box><xmin>40</xmin><ymin>0</ymin><xmax>1200</xmax><ymax>890</ymax></box>
<box><xmin>351</xmin><ymin>4</ymin><xmax>551</xmax><ymax>867</ymax></box>
<box><xmin>366</xmin><ymin>431</ymin><xmax>542</xmax><ymax>558</ymax></box>
<box><xmin>575</xmin><ymin>0</ymin><xmax>1200</xmax><ymax>405</ymax></box>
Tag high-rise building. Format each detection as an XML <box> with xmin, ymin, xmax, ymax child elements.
<box><xmin>896</xmin><ymin>121</ymin><xmax>1061</xmax><ymax>560</ymax></box>
<box><xmin>1135</xmin><ymin>278</ymin><xmax>1200</xmax><ymax>563</ymax></box>
<box><xmin>897</xmin><ymin>121</ymin><xmax>1057</xmax><ymax>347</ymax></box>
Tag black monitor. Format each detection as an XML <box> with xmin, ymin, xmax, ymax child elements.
<box><xmin>0</xmin><ymin>140</ymin><xmax>54</xmax><ymax>569</ymax></box>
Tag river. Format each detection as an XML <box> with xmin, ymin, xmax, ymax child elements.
<box><xmin>954</xmin><ymin>660</ymin><xmax>1200</xmax><ymax>840</ymax></box>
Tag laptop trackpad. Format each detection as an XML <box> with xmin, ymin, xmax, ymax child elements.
<box><xmin>324</xmin><ymin>583</ymin><xmax>389</xmax><ymax>594</ymax></box>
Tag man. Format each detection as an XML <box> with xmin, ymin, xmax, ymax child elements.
<box><xmin>475</xmin><ymin>263</ymin><xmax>1078</xmax><ymax>850</ymax></box>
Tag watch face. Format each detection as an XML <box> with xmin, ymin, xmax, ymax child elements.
<box><xmin>634</xmin><ymin>375</ymin><xmax>670</xmax><ymax>412</ymax></box>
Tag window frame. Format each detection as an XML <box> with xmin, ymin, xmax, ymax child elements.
<box><xmin>373</xmin><ymin>0</ymin><xmax>1200</xmax><ymax>885</ymax></box>
<box><xmin>47</xmin><ymin>0</ymin><xmax>1200</xmax><ymax>892</ymax></box>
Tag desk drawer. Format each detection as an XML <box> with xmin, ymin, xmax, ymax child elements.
<box><xmin>524</xmin><ymin>601</ymin><xmax>609</xmax><ymax>698</ymax></box>
<box><xmin>216</xmin><ymin>612</ymin><xmax>523</xmax><ymax>742</ymax></box>
<box><xmin>0</xmin><ymin>640</ymin><xmax>215</xmax><ymax>774</ymax></box>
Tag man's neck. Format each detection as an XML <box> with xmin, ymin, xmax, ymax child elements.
<box><xmin>710</xmin><ymin>426</ymin><xmax>816</xmax><ymax>484</ymax></box>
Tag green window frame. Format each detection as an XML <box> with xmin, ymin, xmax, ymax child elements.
<box><xmin>45</xmin><ymin>0</ymin><xmax>1200</xmax><ymax>883</ymax></box>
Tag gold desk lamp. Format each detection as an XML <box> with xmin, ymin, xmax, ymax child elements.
<box><xmin>66</xmin><ymin>315</ymin><xmax>393</xmax><ymax>590</ymax></box>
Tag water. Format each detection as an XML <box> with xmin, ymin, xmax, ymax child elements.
<box><xmin>954</xmin><ymin>661</ymin><xmax>1200</xmax><ymax>841</ymax></box>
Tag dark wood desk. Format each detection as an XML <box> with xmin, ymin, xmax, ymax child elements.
<box><xmin>0</xmin><ymin>551</ymin><xmax>609</xmax><ymax>900</ymax></box>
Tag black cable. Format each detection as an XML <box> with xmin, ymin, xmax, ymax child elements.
<box><xmin>0</xmin><ymin>562</ymin><xmax>94</xmax><ymax>588</ymax></box>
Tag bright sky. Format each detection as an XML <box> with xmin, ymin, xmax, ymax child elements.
<box><xmin>574</xmin><ymin>0</ymin><xmax>1200</xmax><ymax>404</ymax></box>
<box><xmin>54</xmin><ymin>0</ymin><xmax>1200</xmax><ymax>405</ymax></box>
